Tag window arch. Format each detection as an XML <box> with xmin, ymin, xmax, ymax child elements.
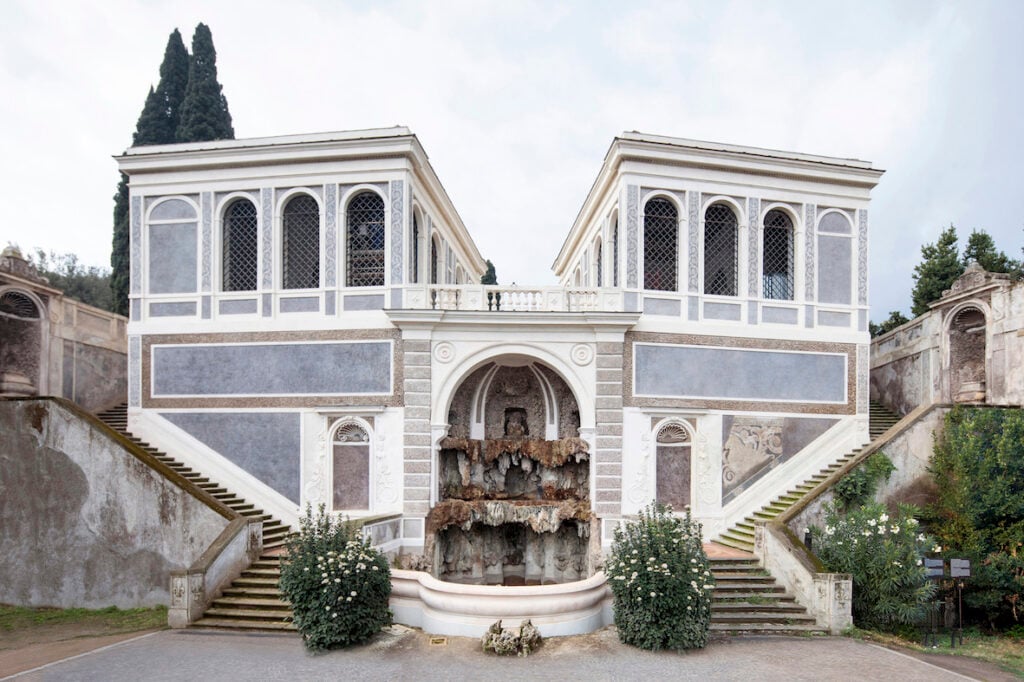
<box><xmin>281</xmin><ymin>194</ymin><xmax>320</xmax><ymax>290</ymax></box>
<box><xmin>222</xmin><ymin>198</ymin><xmax>258</xmax><ymax>292</ymax></box>
<box><xmin>762</xmin><ymin>209</ymin><xmax>794</xmax><ymax>300</ymax></box>
<box><xmin>346</xmin><ymin>191</ymin><xmax>386</xmax><ymax>287</ymax></box>
<box><xmin>655</xmin><ymin>421</ymin><xmax>692</xmax><ymax>510</ymax></box>
<box><xmin>611</xmin><ymin>213</ymin><xmax>619</xmax><ymax>287</ymax></box>
<box><xmin>595</xmin><ymin>238</ymin><xmax>603</xmax><ymax>287</ymax></box>
<box><xmin>704</xmin><ymin>203</ymin><xmax>738</xmax><ymax>296</ymax></box>
<box><xmin>430</xmin><ymin>235</ymin><xmax>440</xmax><ymax>284</ymax></box>
<box><xmin>0</xmin><ymin>290</ymin><xmax>41</xmax><ymax>319</ymax></box>
<box><xmin>643</xmin><ymin>197</ymin><xmax>678</xmax><ymax>291</ymax></box>
<box><xmin>332</xmin><ymin>420</ymin><xmax>370</xmax><ymax>510</ymax></box>
<box><xmin>410</xmin><ymin>209</ymin><xmax>421</xmax><ymax>283</ymax></box>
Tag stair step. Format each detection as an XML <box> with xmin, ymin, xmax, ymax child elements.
<box><xmin>710</xmin><ymin>622</ymin><xmax>826</xmax><ymax>634</ymax></box>
<box><xmin>223</xmin><ymin>586</ymin><xmax>286</xmax><ymax>598</ymax></box>
<box><xmin>210</xmin><ymin>596</ymin><xmax>290</xmax><ymax>609</ymax></box>
<box><xmin>712</xmin><ymin>602</ymin><xmax>805</xmax><ymax>612</ymax></box>
<box><xmin>191</xmin><ymin>618</ymin><xmax>296</xmax><ymax>631</ymax></box>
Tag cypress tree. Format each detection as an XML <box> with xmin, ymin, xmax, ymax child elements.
<box><xmin>481</xmin><ymin>259</ymin><xmax>498</xmax><ymax>285</ymax></box>
<box><xmin>961</xmin><ymin>229</ymin><xmax>1019</xmax><ymax>274</ymax></box>
<box><xmin>110</xmin><ymin>29</ymin><xmax>190</xmax><ymax>316</ymax></box>
<box><xmin>176</xmin><ymin>23</ymin><xmax>235</xmax><ymax>143</ymax></box>
<box><xmin>910</xmin><ymin>225</ymin><xmax>963</xmax><ymax>316</ymax></box>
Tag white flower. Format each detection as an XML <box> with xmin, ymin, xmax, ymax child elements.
<box><xmin>650</xmin><ymin>592</ymin><xmax>657</xmax><ymax>597</ymax></box>
<box><xmin>934</xmin><ymin>545</ymin><xmax>942</xmax><ymax>553</ymax></box>
<box><xmin>909</xmin><ymin>518</ymin><xmax>919</xmax><ymax>526</ymax></box>
<box><xmin>867</xmin><ymin>519</ymin><xmax>877</xmax><ymax>527</ymax></box>
<box><xmin>879</xmin><ymin>513</ymin><xmax>889</xmax><ymax>523</ymax></box>
<box><xmin>350</xmin><ymin>590</ymin><xmax>357</xmax><ymax>596</ymax></box>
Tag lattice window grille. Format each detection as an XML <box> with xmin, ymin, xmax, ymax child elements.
<box><xmin>612</xmin><ymin>218</ymin><xmax>619</xmax><ymax>287</ymax></box>
<box><xmin>704</xmin><ymin>204</ymin><xmax>738</xmax><ymax>296</ymax></box>
<box><xmin>346</xmin><ymin>192</ymin><xmax>386</xmax><ymax>287</ymax></box>
<box><xmin>595</xmin><ymin>240</ymin><xmax>603</xmax><ymax>287</ymax></box>
<box><xmin>762</xmin><ymin>209</ymin><xmax>794</xmax><ymax>300</ymax></box>
<box><xmin>282</xmin><ymin>195</ymin><xmax>320</xmax><ymax>290</ymax></box>
<box><xmin>0</xmin><ymin>291</ymin><xmax>40</xmax><ymax>319</ymax></box>
<box><xmin>643</xmin><ymin>198</ymin><xmax>678</xmax><ymax>291</ymax></box>
<box><xmin>222</xmin><ymin>199</ymin><xmax>259</xmax><ymax>292</ymax></box>
<box><xmin>657</xmin><ymin>422</ymin><xmax>691</xmax><ymax>444</ymax></box>
<box><xmin>333</xmin><ymin>422</ymin><xmax>369</xmax><ymax>443</ymax></box>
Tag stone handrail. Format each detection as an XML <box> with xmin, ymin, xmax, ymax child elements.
<box><xmin>407</xmin><ymin>285</ymin><xmax>623</xmax><ymax>312</ymax></box>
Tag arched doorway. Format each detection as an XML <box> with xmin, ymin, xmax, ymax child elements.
<box><xmin>948</xmin><ymin>306</ymin><xmax>987</xmax><ymax>403</ymax></box>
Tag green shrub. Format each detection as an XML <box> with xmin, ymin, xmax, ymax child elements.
<box><xmin>279</xmin><ymin>505</ymin><xmax>392</xmax><ymax>652</ymax></box>
<box><xmin>929</xmin><ymin>406</ymin><xmax>1024</xmax><ymax>628</ymax></box>
<box><xmin>812</xmin><ymin>502</ymin><xmax>937</xmax><ymax>630</ymax></box>
<box><xmin>605</xmin><ymin>503</ymin><xmax>713</xmax><ymax>650</ymax></box>
<box><xmin>833</xmin><ymin>452</ymin><xmax>896</xmax><ymax>511</ymax></box>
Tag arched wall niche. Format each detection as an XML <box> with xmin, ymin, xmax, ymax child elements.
<box><xmin>945</xmin><ymin>303</ymin><xmax>988</xmax><ymax>404</ymax></box>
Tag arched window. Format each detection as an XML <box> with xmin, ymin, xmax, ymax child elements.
<box><xmin>410</xmin><ymin>211</ymin><xmax>420</xmax><ymax>283</ymax></box>
<box><xmin>332</xmin><ymin>422</ymin><xmax>370</xmax><ymax>510</ymax></box>
<box><xmin>656</xmin><ymin>422</ymin><xmax>691</xmax><ymax>509</ymax></box>
<box><xmin>430</xmin><ymin>236</ymin><xmax>440</xmax><ymax>285</ymax></box>
<box><xmin>762</xmin><ymin>209</ymin><xmax>794</xmax><ymax>300</ymax></box>
<box><xmin>346</xmin><ymin>192</ymin><xmax>386</xmax><ymax>287</ymax></box>
<box><xmin>704</xmin><ymin>204</ymin><xmax>738</xmax><ymax>296</ymax></box>
<box><xmin>595</xmin><ymin>238</ymin><xmax>603</xmax><ymax>287</ymax></box>
<box><xmin>611</xmin><ymin>214</ymin><xmax>619</xmax><ymax>287</ymax></box>
<box><xmin>282</xmin><ymin>194</ymin><xmax>320</xmax><ymax>290</ymax></box>
<box><xmin>644</xmin><ymin>198</ymin><xmax>677</xmax><ymax>291</ymax></box>
<box><xmin>222</xmin><ymin>199</ymin><xmax>258</xmax><ymax>292</ymax></box>
<box><xmin>0</xmin><ymin>290</ymin><xmax>40</xmax><ymax>319</ymax></box>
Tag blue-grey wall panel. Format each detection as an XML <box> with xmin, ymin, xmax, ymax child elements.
<box><xmin>344</xmin><ymin>294</ymin><xmax>385</xmax><ymax>311</ymax></box>
<box><xmin>817</xmin><ymin>235</ymin><xmax>852</xmax><ymax>304</ymax></box>
<box><xmin>152</xmin><ymin>341</ymin><xmax>392</xmax><ymax>396</ymax></box>
<box><xmin>161</xmin><ymin>411</ymin><xmax>300</xmax><ymax>503</ymax></box>
<box><xmin>704</xmin><ymin>302</ymin><xmax>742</xmax><ymax>321</ymax></box>
<box><xmin>762</xmin><ymin>306</ymin><xmax>799</xmax><ymax>325</ymax></box>
<box><xmin>219</xmin><ymin>299</ymin><xmax>258</xmax><ymax>315</ymax></box>
<box><xmin>149</xmin><ymin>223</ymin><xmax>197</xmax><ymax>294</ymax></box>
<box><xmin>635</xmin><ymin>343</ymin><xmax>846</xmax><ymax>402</ymax></box>
<box><xmin>818</xmin><ymin>311</ymin><xmax>852</xmax><ymax>327</ymax></box>
<box><xmin>643</xmin><ymin>298</ymin><xmax>680</xmax><ymax>316</ymax></box>
<box><xmin>279</xmin><ymin>296</ymin><xmax>319</xmax><ymax>313</ymax></box>
<box><xmin>149</xmin><ymin>302</ymin><xmax>197</xmax><ymax>317</ymax></box>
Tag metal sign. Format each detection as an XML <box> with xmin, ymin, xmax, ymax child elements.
<box><xmin>924</xmin><ymin>558</ymin><xmax>944</xmax><ymax>579</ymax></box>
<box><xmin>950</xmin><ymin>558</ymin><xmax>971</xmax><ymax>578</ymax></box>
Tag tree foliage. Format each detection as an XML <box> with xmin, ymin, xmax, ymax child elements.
<box><xmin>133</xmin><ymin>29</ymin><xmax>190</xmax><ymax>146</ymax></box>
<box><xmin>481</xmin><ymin>259</ymin><xmax>497</xmax><ymax>285</ymax></box>
<box><xmin>29</xmin><ymin>250</ymin><xmax>114</xmax><ymax>312</ymax></box>
<box><xmin>962</xmin><ymin>229</ymin><xmax>1020</xmax><ymax>275</ymax></box>
<box><xmin>176</xmin><ymin>23</ymin><xmax>234</xmax><ymax>143</ymax></box>
<box><xmin>911</xmin><ymin>225</ymin><xmax>963</xmax><ymax>317</ymax></box>
<box><xmin>869</xmin><ymin>310</ymin><xmax>911</xmax><ymax>338</ymax></box>
<box><xmin>929</xmin><ymin>407</ymin><xmax>1024</xmax><ymax>627</ymax></box>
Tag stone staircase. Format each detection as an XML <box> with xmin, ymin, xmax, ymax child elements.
<box><xmin>709</xmin><ymin>556</ymin><xmax>822</xmax><ymax>634</ymax></box>
<box><xmin>95</xmin><ymin>404</ymin><xmax>296</xmax><ymax>631</ymax></box>
<box><xmin>715</xmin><ymin>400</ymin><xmax>902</xmax><ymax>553</ymax></box>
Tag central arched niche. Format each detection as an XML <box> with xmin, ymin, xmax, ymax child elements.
<box><xmin>427</xmin><ymin>357</ymin><xmax>592</xmax><ymax>586</ymax></box>
<box><xmin>948</xmin><ymin>306</ymin><xmax>987</xmax><ymax>403</ymax></box>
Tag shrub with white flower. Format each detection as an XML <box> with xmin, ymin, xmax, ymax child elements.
<box><xmin>279</xmin><ymin>505</ymin><xmax>392</xmax><ymax>652</ymax></box>
<box><xmin>604</xmin><ymin>502</ymin><xmax>714</xmax><ymax>650</ymax></box>
<box><xmin>811</xmin><ymin>502</ymin><xmax>936</xmax><ymax>630</ymax></box>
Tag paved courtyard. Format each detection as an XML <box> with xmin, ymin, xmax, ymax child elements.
<box><xmin>4</xmin><ymin>626</ymin><xmax>1005</xmax><ymax>682</ymax></box>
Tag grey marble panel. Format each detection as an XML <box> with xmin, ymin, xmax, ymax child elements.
<box><xmin>201</xmin><ymin>192</ymin><xmax>212</xmax><ymax>292</ymax></box>
<box><xmin>623</xmin><ymin>291</ymin><xmax>639</xmax><ymax>313</ymax></box>
<box><xmin>818</xmin><ymin>311</ymin><xmax>852</xmax><ymax>327</ymax></box>
<box><xmin>704</xmin><ymin>302</ymin><xmax>742</xmax><ymax>321</ymax></box>
<box><xmin>344</xmin><ymin>294</ymin><xmax>385</xmax><ymax>311</ymax></box>
<box><xmin>626</xmin><ymin>185</ymin><xmax>638</xmax><ymax>288</ymax></box>
<box><xmin>324</xmin><ymin>184</ymin><xmax>337</xmax><ymax>288</ymax></box>
<box><xmin>858</xmin><ymin>309</ymin><xmax>867</xmax><ymax>332</ymax></box>
<box><xmin>687</xmin><ymin>296</ymin><xmax>699</xmax><ymax>321</ymax></box>
<box><xmin>130</xmin><ymin>197</ymin><xmax>142</xmax><ymax>296</ymax></box>
<box><xmin>325</xmin><ymin>290</ymin><xmax>336</xmax><ymax>316</ymax></box>
<box><xmin>817</xmin><ymin>235</ymin><xmax>852</xmax><ymax>305</ymax></box>
<box><xmin>643</xmin><ymin>297</ymin><xmax>680</xmax><ymax>316</ymax></box>
<box><xmin>161</xmin><ymin>412</ymin><xmax>301</xmax><ymax>503</ymax></box>
<box><xmin>261</xmin><ymin>188</ymin><xmax>273</xmax><ymax>289</ymax></box>
<box><xmin>152</xmin><ymin>341</ymin><xmax>393</xmax><ymax>396</ymax></box>
<box><xmin>747</xmin><ymin>197</ymin><xmax>759</xmax><ymax>297</ymax></box>
<box><xmin>762</xmin><ymin>306</ymin><xmax>799</xmax><ymax>325</ymax></box>
<box><xmin>391</xmin><ymin>288</ymin><xmax>402</xmax><ymax>309</ymax></box>
<box><xmin>858</xmin><ymin>209</ymin><xmax>868</xmax><ymax>305</ymax></box>
<box><xmin>128</xmin><ymin>336</ymin><xmax>141</xmax><ymax>407</ymax></box>
<box><xmin>150</xmin><ymin>199</ymin><xmax>196</xmax><ymax>221</ymax></box>
<box><xmin>261</xmin><ymin>293</ymin><xmax>272</xmax><ymax>317</ymax></box>
<box><xmin>219</xmin><ymin>299</ymin><xmax>258</xmax><ymax>315</ymax></box>
<box><xmin>390</xmin><ymin>180</ymin><xmax>404</xmax><ymax>285</ymax></box>
<box><xmin>201</xmin><ymin>295</ymin><xmax>211</xmax><ymax>319</ymax></box>
<box><xmin>149</xmin><ymin>302</ymin><xmax>197</xmax><ymax>317</ymax></box>
<box><xmin>130</xmin><ymin>298</ymin><xmax>140</xmax><ymax>321</ymax></box>
<box><xmin>279</xmin><ymin>296</ymin><xmax>319</xmax><ymax>313</ymax></box>
<box><xmin>688</xmin><ymin>192</ymin><xmax>699</xmax><ymax>292</ymax></box>
<box><xmin>804</xmin><ymin>204</ymin><xmax>816</xmax><ymax>300</ymax></box>
<box><xmin>149</xmin><ymin>223</ymin><xmax>197</xmax><ymax>294</ymax></box>
<box><xmin>747</xmin><ymin>301</ymin><xmax>758</xmax><ymax>325</ymax></box>
<box><xmin>805</xmin><ymin>304</ymin><xmax>815</xmax><ymax>328</ymax></box>
<box><xmin>819</xmin><ymin>211</ymin><xmax>852</xmax><ymax>234</ymax></box>
<box><xmin>635</xmin><ymin>344</ymin><xmax>846</xmax><ymax>402</ymax></box>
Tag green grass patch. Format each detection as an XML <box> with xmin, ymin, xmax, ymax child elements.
<box><xmin>0</xmin><ymin>604</ymin><xmax>167</xmax><ymax>634</ymax></box>
<box><xmin>848</xmin><ymin>626</ymin><xmax>1024</xmax><ymax>677</ymax></box>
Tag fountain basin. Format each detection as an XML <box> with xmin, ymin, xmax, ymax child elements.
<box><xmin>390</xmin><ymin>569</ymin><xmax>612</xmax><ymax>637</ymax></box>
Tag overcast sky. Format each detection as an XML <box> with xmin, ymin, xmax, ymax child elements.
<box><xmin>2</xmin><ymin>0</ymin><xmax>1021</xmax><ymax>319</ymax></box>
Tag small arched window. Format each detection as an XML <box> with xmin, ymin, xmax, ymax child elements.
<box><xmin>704</xmin><ymin>204</ymin><xmax>738</xmax><ymax>296</ymax></box>
<box><xmin>282</xmin><ymin>195</ymin><xmax>320</xmax><ymax>290</ymax></box>
<box><xmin>332</xmin><ymin>422</ymin><xmax>370</xmax><ymax>510</ymax></box>
<box><xmin>762</xmin><ymin>209</ymin><xmax>794</xmax><ymax>300</ymax></box>
<box><xmin>346</xmin><ymin>192</ymin><xmax>386</xmax><ymax>287</ymax></box>
<box><xmin>611</xmin><ymin>214</ymin><xmax>619</xmax><ymax>287</ymax></box>
<box><xmin>644</xmin><ymin>198</ymin><xmax>678</xmax><ymax>291</ymax></box>
<box><xmin>595</xmin><ymin>238</ymin><xmax>603</xmax><ymax>287</ymax></box>
<box><xmin>410</xmin><ymin>211</ymin><xmax>420</xmax><ymax>283</ymax></box>
<box><xmin>222</xmin><ymin>199</ymin><xmax>258</xmax><ymax>292</ymax></box>
<box><xmin>656</xmin><ymin>422</ymin><xmax>692</xmax><ymax>510</ymax></box>
<box><xmin>430</xmin><ymin>236</ymin><xmax>440</xmax><ymax>284</ymax></box>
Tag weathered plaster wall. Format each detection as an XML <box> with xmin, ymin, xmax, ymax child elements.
<box><xmin>0</xmin><ymin>398</ymin><xmax>228</xmax><ymax>608</ymax></box>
